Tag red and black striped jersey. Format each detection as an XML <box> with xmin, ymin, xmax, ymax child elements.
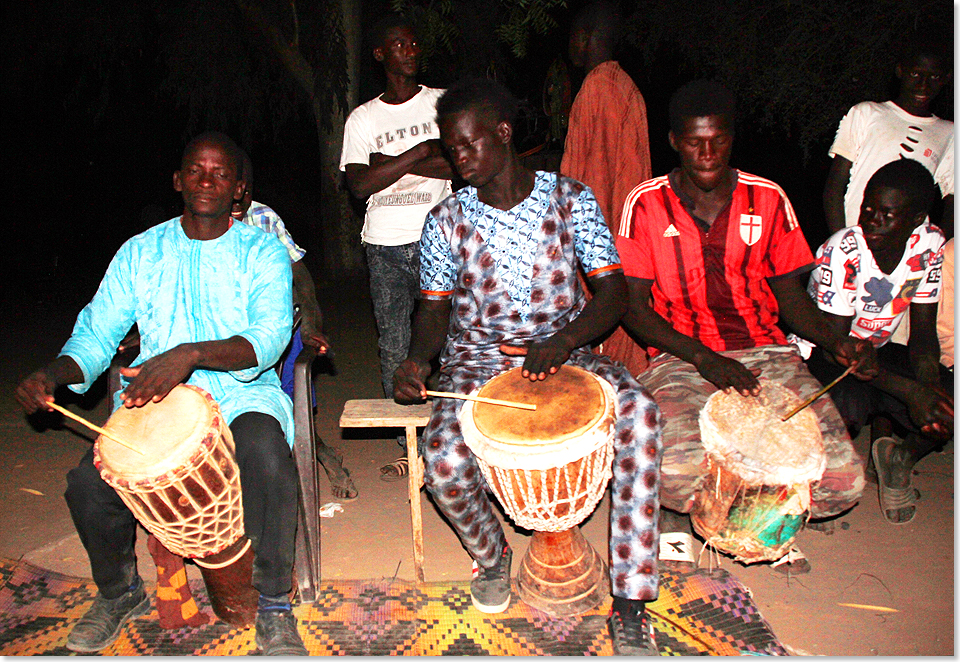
<box><xmin>616</xmin><ymin>170</ymin><xmax>814</xmax><ymax>356</ymax></box>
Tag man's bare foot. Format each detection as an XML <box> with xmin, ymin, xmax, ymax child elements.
<box><xmin>316</xmin><ymin>440</ymin><xmax>358</xmax><ymax>501</ymax></box>
<box><xmin>872</xmin><ymin>436</ymin><xmax>917</xmax><ymax>524</ymax></box>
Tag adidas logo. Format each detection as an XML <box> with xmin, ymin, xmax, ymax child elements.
<box><xmin>663</xmin><ymin>224</ymin><xmax>680</xmax><ymax>238</ymax></box>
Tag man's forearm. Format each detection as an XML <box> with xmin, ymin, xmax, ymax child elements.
<box><xmin>346</xmin><ymin>142</ymin><xmax>434</xmax><ymax>199</ymax></box>
<box><xmin>621</xmin><ymin>284</ymin><xmax>716</xmax><ymax>368</ymax></box>
<box><xmin>44</xmin><ymin>355</ymin><xmax>85</xmax><ymax>388</ymax></box>
<box><xmin>189</xmin><ymin>337</ymin><xmax>259</xmax><ymax>372</ymax></box>
<box><xmin>554</xmin><ymin>272</ymin><xmax>627</xmax><ymax>351</ymax></box>
<box><xmin>409</xmin><ymin>154</ymin><xmax>455</xmax><ymax>180</ymax></box>
<box><xmin>824</xmin><ymin>156</ymin><xmax>852</xmax><ymax>235</ymax></box>
<box><xmin>770</xmin><ymin>275</ymin><xmax>846</xmax><ymax>353</ymax></box>
<box><xmin>292</xmin><ymin>260</ymin><xmax>323</xmax><ymax>329</ymax></box>
<box><xmin>406</xmin><ymin>299</ymin><xmax>451</xmax><ymax>366</ymax></box>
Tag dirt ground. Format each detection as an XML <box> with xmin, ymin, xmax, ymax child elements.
<box><xmin>0</xmin><ymin>278</ymin><xmax>953</xmax><ymax>656</ymax></box>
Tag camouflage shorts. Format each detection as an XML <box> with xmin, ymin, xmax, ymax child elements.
<box><xmin>638</xmin><ymin>345</ymin><xmax>865</xmax><ymax>518</ymax></box>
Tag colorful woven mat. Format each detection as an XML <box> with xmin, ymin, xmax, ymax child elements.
<box><xmin>0</xmin><ymin>557</ymin><xmax>786</xmax><ymax>655</ymax></box>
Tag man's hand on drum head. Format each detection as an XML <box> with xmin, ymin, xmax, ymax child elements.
<box><xmin>394</xmin><ymin>359</ymin><xmax>430</xmax><ymax>404</ymax></box>
<box><xmin>694</xmin><ymin>351</ymin><xmax>762</xmax><ymax>396</ymax></box>
<box><xmin>831</xmin><ymin>337</ymin><xmax>879</xmax><ymax>380</ymax></box>
<box><xmin>500</xmin><ymin>335</ymin><xmax>575</xmax><ymax>381</ymax></box>
<box><xmin>119</xmin><ymin>346</ymin><xmax>197</xmax><ymax>407</ymax></box>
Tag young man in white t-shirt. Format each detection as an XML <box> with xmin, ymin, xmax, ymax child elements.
<box><xmin>340</xmin><ymin>15</ymin><xmax>454</xmax><ymax>400</ymax></box>
<box><xmin>823</xmin><ymin>39</ymin><xmax>953</xmax><ymax>237</ymax></box>
<box><xmin>804</xmin><ymin>159</ymin><xmax>952</xmax><ymax>525</ymax></box>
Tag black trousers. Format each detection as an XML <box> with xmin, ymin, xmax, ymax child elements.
<box><xmin>65</xmin><ymin>412</ymin><xmax>299</xmax><ymax>599</ymax></box>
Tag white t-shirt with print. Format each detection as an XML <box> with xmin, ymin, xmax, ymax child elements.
<box><xmin>801</xmin><ymin>223</ymin><xmax>945</xmax><ymax>353</ymax></box>
<box><xmin>340</xmin><ymin>86</ymin><xmax>452</xmax><ymax>246</ymax></box>
<box><xmin>829</xmin><ymin>100</ymin><xmax>953</xmax><ymax>228</ymax></box>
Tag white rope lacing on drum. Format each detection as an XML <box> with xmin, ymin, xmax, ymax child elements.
<box><xmin>113</xmin><ymin>423</ymin><xmax>245</xmax><ymax>560</ymax></box>
<box><xmin>480</xmin><ymin>442</ymin><xmax>613</xmax><ymax>533</ymax></box>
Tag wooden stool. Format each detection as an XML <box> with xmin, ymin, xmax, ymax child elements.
<box><xmin>339</xmin><ymin>400</ymin><xmax>433</xmax><ymax>583</ymax></box>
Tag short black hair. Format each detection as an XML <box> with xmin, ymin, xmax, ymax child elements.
<box><xmin>897</xmin><ymin>32</ymin><xmax>952</xmax><ymax>72</ymax></box>
<box><xmin>181</xmin><ymin>131</ymin><xmax>242</xmax><ymax>176</ymax></box>
<box><xmin>571</xmin><ymin>1</ymin><xmax>622</xmax><ymax>47</ymax></box>
<box><xmin>369</xmin><ymin>13</ymin><xmax>415</xmax><ymax>51</ymax></box>
<box><xmin>668</xmin><ymin>80</ymin><xmax>736</xmax><ymax>135</ymax></box>
<box><xmin>436</xmin><ymin>77</ymin><xmax>519</xmax><ymax>127</ymax></box>
<box><xmin>864</xmin><ymin>158</ymin><xmax>938</xmax><ymax>218</ymax></box>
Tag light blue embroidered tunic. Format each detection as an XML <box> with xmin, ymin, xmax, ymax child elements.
<box><xmin>60</xmin><ymin>218</ymin><xmax>295</xmax><ymax>446</ymax></box>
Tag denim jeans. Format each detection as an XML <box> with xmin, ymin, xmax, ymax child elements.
<box><xmin>365</xmin><ymin>242</ymin><xmax>421</xmax><ymax>397</ymax></box>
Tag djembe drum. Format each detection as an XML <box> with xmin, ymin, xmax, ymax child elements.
<box><xmin>692</xmin><ymin>381</ymin><xmax>827</xmax><ymax>563</ymax></box>
<box><xmin>460</xmin><ymin>365</ymin><xmax>617</xmax><ymax>616</ymax></box>
<box><xmin>95</xmin><ymin>384</ymin><xmax>258</xmax><ymax>626</ymax></box>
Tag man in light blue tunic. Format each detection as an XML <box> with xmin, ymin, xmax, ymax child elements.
<box><xmin>15</xmin><ymin>132</ymin><xmax>308</xmax><ymax>655</ymax></box>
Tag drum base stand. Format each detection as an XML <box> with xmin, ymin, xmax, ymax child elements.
<box><xmin>517</xmin><ymin>527</ymin><xmax>609</xmax><ymax>617</ymax></box>
<box><xmin>195</xmin><ymin>537</ymin><xmax>259</xmax><ymax>627</ymax></box>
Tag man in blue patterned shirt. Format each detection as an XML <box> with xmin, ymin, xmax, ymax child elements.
<box><xmin>393</xmin><ymin>78</ymin><xmax>663</xmax><ymax>656</ymax></box>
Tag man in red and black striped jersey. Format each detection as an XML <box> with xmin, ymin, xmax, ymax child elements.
<box><xmin>617</xmin><ymin>80</ymin><xmax>878</xmax><ymax>573</ymax></box>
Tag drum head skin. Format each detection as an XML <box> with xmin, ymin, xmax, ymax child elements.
<box><xmin>473</xmin><ymin>365</ymin><xmax>605</xmax><ymax>445</ymax></box>
<box><xmin>699</xmin><ymin>380</ymin><xmax>826</xmax><ymax>486</ymax></box>
<box><xmin>97</xmin><ymin>384</ymin><xmax>220</xmax><ymax>482</ymax></box>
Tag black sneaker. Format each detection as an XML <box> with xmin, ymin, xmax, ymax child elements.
<box><xmin>255</xmin><ymin>609</ymin><xmax>308</xmax><ymax>656</ymax></box>
<box><xmin>470</xmin><ymin>546</ymin><xmax>512</xmax><ymax>613</ymax></box>
<box><xmin>608</xmin><ymin>599</ymin><xmax>658</xmax><ymax>656</ymax></box>
<box><xmin>66</xmin><ymin>579</ymin><xmax>150</xmax><ymax>653</ymax></box>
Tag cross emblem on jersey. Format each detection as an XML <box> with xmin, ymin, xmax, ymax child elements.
<box><xmin>739</xmin><ymin>214</ymin><xmax>762</xmax><ymax>246</ymax></box>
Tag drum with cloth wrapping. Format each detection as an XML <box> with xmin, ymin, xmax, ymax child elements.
<box><xmin>94</xmin><ymin>384</ymin><xmax>258</xmax><ymax>626</ymax></box>
<box><xmin>460</xmin><ymin>365</ymin><xmax>616</xmax><ymax>616</ymax></box>
<box><xmin>692</xmin><ymin>380</ymin><xmax>826</xmax><ymax>564</ymax></box>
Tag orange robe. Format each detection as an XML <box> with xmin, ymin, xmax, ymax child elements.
<box><xmin>561</xmin><ymin>60</ymin><xmax>652</xmax><ymax>376</ymax></box>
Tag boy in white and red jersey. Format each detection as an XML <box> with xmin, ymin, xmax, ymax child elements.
<box><xmin>802</xmin><ymin>159</ymin><xmax>952</xmax><ymax>524</ymax></box>
<box><xmin>617</xmin><ymin>80</ymin><xmax>878</xmax><ymax>573</ymax></box>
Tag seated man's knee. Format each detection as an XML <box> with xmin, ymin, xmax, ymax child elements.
<box><xmin>231</xmin><ymin>413</ymin><xmax>296</xmax><ymax>482</ymax></box>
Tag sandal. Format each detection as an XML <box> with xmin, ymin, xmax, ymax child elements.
<box><xmin>771</xmin><ymin>545</ymin><xmax>811</xmax><ymax>575</ymax></box>
<box><xmin>872</xmin><ymin>437</ymin><xmax>918</xmax><ymax>525</ymax></box>
<box><xmin>379</xmin><ymin>456</ymin><xmax>408</xmax><ymax>482</ymax></box>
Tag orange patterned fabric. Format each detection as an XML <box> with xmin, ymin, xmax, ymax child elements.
<box><xmin>562</xmin><ymin>61</ymin><xmax>652</xmax><ymax>376</ymax></box>
<box><xmin>147</xmin><ymin>535</ymin><xmax>210</xmax><ymax>629</ymax></box>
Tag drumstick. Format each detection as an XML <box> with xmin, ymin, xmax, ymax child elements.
<box><xmin>46</xmin><ymin>401</ymin><xmax>144</xmax><ymax>455</ymax></box>
<box><xmin>424</xmin><ymin>390</ymin><xmax>537</xmax><ymax>411</ymax></box>
<box><xmin>780</xmin><ymin>364</ymin><xmax>855</xmax><ymax>422</ymax></box>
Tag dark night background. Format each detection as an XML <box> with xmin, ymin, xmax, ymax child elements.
<box><xmin>2</xmin><ymin>0</ymin><xmax>953</xmax><ymax>315</ymax></box>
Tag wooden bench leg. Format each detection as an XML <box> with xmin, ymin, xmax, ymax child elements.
<box><xmin>405</xmin><ymin>424</ymin><xmax>425</xmax><ymax>584</ymax></box>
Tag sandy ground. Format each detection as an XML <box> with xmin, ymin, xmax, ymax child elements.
<box><xmin>0</xmin><ymin>278</ymin><xmax>953</xmax><ymax>656</ymax></box>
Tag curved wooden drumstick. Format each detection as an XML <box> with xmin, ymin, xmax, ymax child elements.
<box><xmin>46</xmin><ymin>401</ymin><xmax>144</xmax><ymax>455</ymax></box>
<box><xmin>424</xmin><ymin>390</ymin><xmax>537</xmax><ymax>411</ymax></box>
<box><xmin>781</xmin><ymin>364</ymin><xmax>855</xmax><ymax>422</ymax></box>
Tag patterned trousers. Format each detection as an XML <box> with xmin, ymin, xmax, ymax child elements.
<box><xmin>638</xmin><ymin>344</ymin><xmax>865</xmax><ymax>518</ymax></box>
<box><xmin>421</xmin><ymin>352</ymin><xmax>663</xmax><ymax>602</ymax></box>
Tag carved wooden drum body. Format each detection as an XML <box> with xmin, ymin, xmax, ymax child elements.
<box><xmin>461</xmin><ymin>365</ymin><xmax>617</xmax><ymax>616</ymax></box>
<box><xmin>693</xmin><ymin>381</ymin><xmax>826</xmax><ymax>564</ymax></box>
<box><xmin>95</xmin><ymin>384</ymin><xmax>257</xmax><ymax>625</ymax></box>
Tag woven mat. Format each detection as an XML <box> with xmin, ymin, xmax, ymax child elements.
<box><xmin>0</xmin><ymin>557</ymin><xmax>786</xmax><ymax>655</ymax></box>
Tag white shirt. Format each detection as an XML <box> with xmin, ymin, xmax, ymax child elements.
<box><xmin>340</xmin><ymin>86</ymin><xmax>452</xmax><ymax>246</ymax></box>
<box><xmin>829</xmin><ymin>100</ymin><xmax>953</xmax><ymax>228</ymax></box>
<box><xmin>796</xmin><ymin>223</ymin><xmax>944</xmax><ymax>354</ymax></box>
